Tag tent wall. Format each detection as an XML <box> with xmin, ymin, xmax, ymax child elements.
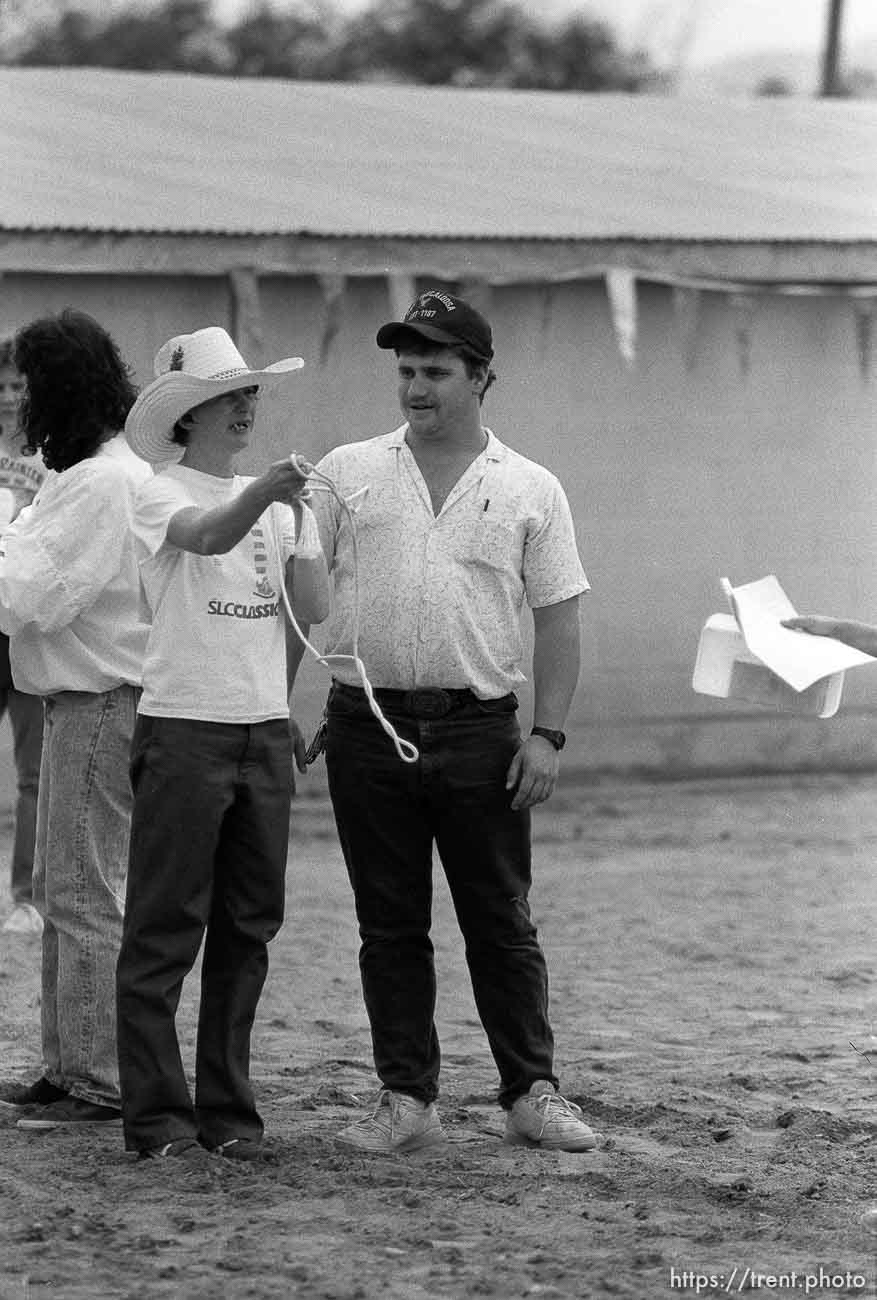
<box><xmin>2</xmin><ymin>268</ymin><xmax>875</xmax><ymax>776</ymax></box>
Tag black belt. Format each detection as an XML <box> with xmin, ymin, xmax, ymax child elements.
<box><xmin>333</xmin><ymin>682</ymin><xmax>482</xmax><ymax>719</ymax></box>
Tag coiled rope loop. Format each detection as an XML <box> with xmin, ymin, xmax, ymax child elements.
<box><xmin>278</xmin><ymin>460</ymin><xmax>419</xmax><ymax>764</ymax></box>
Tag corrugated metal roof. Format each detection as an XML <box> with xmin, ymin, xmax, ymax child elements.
<box><xmin>1</xmin><ymin>66</ymin><xmax>876</xmax><ymax>243</ymax></box>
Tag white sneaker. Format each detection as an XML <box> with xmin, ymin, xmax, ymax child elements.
<box><xmin>505</xmin><ymin>1080</ymin><xmax>597</xmax><ymax>1152</ymax></box>
<box><xmin>2</xmin><ymin>903</ymin><xmax>43</xmax><ymax>935</ymax></box>
<box><xmin>336</xmin><ymin>1089</ymin><xmax>446</xmax><ymax>1154</ymax></box>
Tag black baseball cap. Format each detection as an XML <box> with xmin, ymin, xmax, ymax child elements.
<box><xmin>376</xmin><ymin>290</ymin><xmax>494</xmax><ymax>361</ymax></box>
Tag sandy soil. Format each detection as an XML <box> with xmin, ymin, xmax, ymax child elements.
<box><xmin>2</xmin><ymin>771</ymin><xmax>877</xmax><ymax>1300</ymax></box>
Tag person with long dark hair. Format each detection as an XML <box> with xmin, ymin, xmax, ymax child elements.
<box><xmin>0</xmin><ymin>308</ymin><xmax>150</xmax><ymax>1130</ymax></box>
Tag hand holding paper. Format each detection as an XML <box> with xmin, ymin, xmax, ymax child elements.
<box><xmin>781</xmin><ymin>615</ymin><xmax>840</xmax><ymax>638</ymax></box>
<box><xmin>782</xmin><ymin>612</ymin><xmax>877</xmax><ymax>660</ymax></box>
<box><xmin>693</xmin><ymin>575</ymin><xmax>876</xmax><ymax>718</ymax></box>
<box><xmin>730</xmin><ymin>576</ymin><xmax>874</xmax><ymax>692</ymax></box>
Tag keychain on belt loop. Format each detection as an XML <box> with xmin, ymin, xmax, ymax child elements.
<box><xmin>277</xmin><ymin>455</ymin><xmax>419</xmax><ymax>765</ymax></box>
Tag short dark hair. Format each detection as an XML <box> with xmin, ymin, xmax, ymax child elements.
<box><xmin>13</xmin><ymin>309</ymin><xmax>138</xmax><ymax>471</ymax></box>
<box><xmin>457</xmin><ymin>347</ymin><xmax>497</xmax><ymax>398</ymax></box>
<box><xmin>0</xmin><ymin>337</ymin><xmax>14</xmax><ymax>368</ymax></box>
<box><xmin>171</xmin><ymin>418</ymin><xmax>190</xmax><ymax>447</ymax></box>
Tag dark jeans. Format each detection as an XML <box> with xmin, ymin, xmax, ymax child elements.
<box><xmin>325</xmin><ymin>682</ymin><xmax>557</xmax><ymax>1109</ymax></box>
<box><xmin>116</xmin><ymin>715</ymin><xmax>292</xmax><ymax>1152</ymax></box>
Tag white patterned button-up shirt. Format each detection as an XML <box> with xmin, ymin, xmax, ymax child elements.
<box><xmin>312</xmin><ymin>426</ymin><xmax>589</xmax><ymax>699</ymax></box>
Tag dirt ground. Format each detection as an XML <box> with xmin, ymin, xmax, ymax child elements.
<box><xmin>2</xmin><ymin>770</ymin><xmax>877</xmax><ymax>1300</ymax></box>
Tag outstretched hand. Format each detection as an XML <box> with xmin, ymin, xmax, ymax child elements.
<box><xmin>262</xmin><ymin>454</ymin><xmax>313</xmax><ymax>505</ymax></box>
<box><xmin>781</xmin><ymin>616</ymin><xmax>836</xmax><ymax>638</ymax></box>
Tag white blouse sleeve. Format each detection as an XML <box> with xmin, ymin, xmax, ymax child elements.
<box><xmin>0</xmin><ymin>461</ymin><xmax>134</xmax><ymax>634</ymax></box>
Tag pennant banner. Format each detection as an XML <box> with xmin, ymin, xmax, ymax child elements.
<box><xmin>538</xmin><ymin>283</ymin><xmax>554</xmax><ymax>361</ymax></box>
<box><xmin>605</xmin><ymin>269</ymin><xmax>637</xmax><ymax>368</ymax></box>
<box><xmin>363</xmin><ymin>266</ymin><xmax>877</xmax><ymax>380</ymax></box>
<box><xmin>229</xmin><ymin>267</ymin><xmax>264</xmax><ymax>365</ymax></box>
<box><xmin>672</xmin><ymin>286</ymin><xmax>702</xmax><ymax>372</ymax></box>
<box><xmin>318</xmin><ymin>273</ymin><xmax>346</xmax><ymax>366</ymax></box>
<box><xmin>467</xmin><ymin>265</ymin><xmax>877</xmax><ymax>300</ymax></box>
<box><xmin>459</xmin><ymin>279</ymin><xmax>493</xmax><ymax>321</ymax></box>
<box><xmin>388</xmin><ymin>272</ymin><xmax>416</xmax><ymax>322</ymax></box>
<box><xmin>853</xmin><ymin>298</ymin><xmax>873</xmax><ymax>383</ymax></box>
<box><xmin>730</xmin><ymin>291</ymin><xmax>758</xmax><ymax>377</ymax></box>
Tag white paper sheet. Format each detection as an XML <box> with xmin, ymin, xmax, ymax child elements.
<box><xmin>725</xmin><ymin>575</ymin><xmax>875</xmax><ymax>692</ymax></box>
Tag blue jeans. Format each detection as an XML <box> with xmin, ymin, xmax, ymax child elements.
<box><xmin>32</xmin><ymin>685</ymin><xmax>138</xmax><ymax>1107</ymax></box>
<box><xmin>325</xmin><ymin>682</ymin><xmax>557</xmax><ymax>1109</ymax></box>
<box><xmin>0</xmin><ymin>686</ymin><xmax>43</xmax><ymax>903</ymax></box>
<box><xmin>116</xmin><ymin>716</ymin><xmax>292</xmax><ymax>1152</ymax></box>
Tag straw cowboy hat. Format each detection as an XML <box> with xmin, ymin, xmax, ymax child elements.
<box><xmin>125</xmin><ymin>326</ymin><xmax>304</xmax><ymax>464</ymax></box>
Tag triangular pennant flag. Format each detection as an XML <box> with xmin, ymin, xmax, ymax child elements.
<box><xmin>605</xmin><ymin>269</ymin><xmax>637</xmax><ymax>368</ymax></box>
<box><xmin>229</xmin><ymin>267</ymin><xmax>264</xmax><ymax>366</ymax></box>
<box><xmin>853</xmin><ymin>298</ymin><xmax>873</xmax><ymax>383</ymax></box>
<box><xmin>459</xmin><ymin>279</ymin><xmax>492</xmax><ymax>320</ymax></box>
<box><xmin>730</xmin><ymin>291</ymin><xmax>758</xmax><ymax>378</ymax></box>
<box><xmin>388</xmin><ymin>272</ymin><xmax>416</xmax><ymax>322</ymax></box>
<box><xmin>538</xmin><ymin>284</ymin><xmax>554</xmax><ymax>361</ymax></box>
<box><xmin>672</xmin><ymin>285</ymin><xmax>702</xmax><ymax>371</ymax></box>
<box><xmin>318</xmin><ymin>274</ymin><xmax>346</xmax><ymax>367</ymax></box>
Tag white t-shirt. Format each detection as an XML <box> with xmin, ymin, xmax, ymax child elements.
<box><xmin>134</xmin><ymin>464</ymin><xmax>297</xmax><ymax>723</ymax></box>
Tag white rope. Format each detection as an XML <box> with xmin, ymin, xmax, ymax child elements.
<box><xmin>279</xmin><ymin>460</ymin><xmax>419</xmax><ymax>764</ymax></box>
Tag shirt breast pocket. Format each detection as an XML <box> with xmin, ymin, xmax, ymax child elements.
<box><xmin>470</xmin><ymin>513</ymin><xmax>520</xmax><ymax>571</ymax></box>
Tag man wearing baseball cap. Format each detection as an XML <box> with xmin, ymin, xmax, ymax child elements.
<box><xmin>297</xmin><ymin>289</ymin><xmax>596</xmax><ymax>1155</ymax></box>
<box><xmin>115</xmin><ymin>326</ymin><xmax>329</xmax><ymax>1163</ymax></box>
<box><xmin>375</xmin><ymin>289</ymin><xmax>495</xmax><ymax>361</ymax></box>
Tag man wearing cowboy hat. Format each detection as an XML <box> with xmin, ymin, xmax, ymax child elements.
<box><xmin>115</xmin><ymin>326</ymin><xmax>329</xmax><ymax>1163</ymax></box>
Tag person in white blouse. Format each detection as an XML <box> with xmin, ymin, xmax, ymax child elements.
<box><xmin>0</xmin><ymin>309</ymin><xmax>151</xmax><ymax>1130</ymax></box>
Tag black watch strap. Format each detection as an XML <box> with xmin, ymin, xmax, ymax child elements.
<box><xmin>531</xmin><ymin>726</ymin><xmax>566</xmax><ymax>751</ymax></box>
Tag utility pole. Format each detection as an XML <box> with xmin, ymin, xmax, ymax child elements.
<box><xmin>819</xmin><ymin>0</ymin><xmax>844</xmax><ymax>97</ymax></box>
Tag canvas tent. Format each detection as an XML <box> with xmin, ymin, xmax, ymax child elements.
<box><xmin>1</xmin><ymin>66</ymin><xmax>876</xmax><ymax>775</ymax></box>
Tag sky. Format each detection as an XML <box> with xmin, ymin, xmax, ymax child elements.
<box><xmin>209</xmin><ymin>0</ymin><xmax>877</xmax><ymax>70</ymax></box>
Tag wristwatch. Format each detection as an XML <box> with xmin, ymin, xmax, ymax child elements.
<box><xmin>531</xmin><ymin>726</ymin><xmax>566</xmax><ymax>751</ymax></box>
